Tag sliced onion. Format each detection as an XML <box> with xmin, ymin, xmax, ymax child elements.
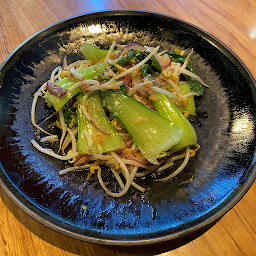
<box><xmin>123</xmin><ymin>153</ymin><xmax>152</xmax><ymax>166</ymax></box>
<box><xmin>117</xmin><ymin>43</ymin><xmax>145</xmax><ymax>58</ymax></box>
<box><xmin>127</xmin><ymin>155</ymin><xmax>152</xmax><ymax>167</ymax></box>
<box><xmin>85</xmin><ymin>106</ymin><xmax>111</xmax><ymax>135</ymax></box>
<box><xmin>120</xmin><ymin>74</ymin><xmax>133</xmax><ymax>89</ymax></box>
<box><xmin>74</xmin><ymin>154</ymin><xmax>91</xmax><ymax>166</ymax></box>
<box><xmin>114</xmin><ymin>148</ymin><xmax>124</xmax><ymax>154</ymax></box>
<box><xmin>90</xmin><ymin>119</ymin><xmax>111</xmax><ymax>136</ymax></box>
<box><xmin>81</xmin><ymin>84</ymin><xmax>91</xmax><ymax>90</ymax></box>
<box><xmin>153</xmin><ymin>80</ymin><xmax>165</xmax><ymax>88</ymax></box>
<box><xmin>161</xmin><ymin>53</ymin><xmax>171</xmax><ymax>68</ymax></box>
<box><xmin>46</xmin><ymin>81</ymin><xmax>67</xmax><ymax>97</ymax></box>
<box><xmin>155</xmin><ymin>53</ymin><xmax>171</xmax><ymax>68</ymax></box>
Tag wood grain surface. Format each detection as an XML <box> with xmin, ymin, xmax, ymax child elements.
<box><xmin>1</xmin><ymin>0</ymin><xmax>256</xmax><ymax>255</ymax></box>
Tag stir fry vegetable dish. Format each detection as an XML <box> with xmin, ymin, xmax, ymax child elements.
<box><xmin>30</xmin><ymin>41</ymin><xmax>209</xmax><ymax>197</ymax></box>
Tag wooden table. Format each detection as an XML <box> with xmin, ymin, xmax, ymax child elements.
<box><xmin>1</xmin><ymin>0</ymin><xmax>256</xmax><ymax>255</ymax></box>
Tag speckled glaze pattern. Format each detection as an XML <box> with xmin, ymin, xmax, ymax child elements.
<box><xmin>0</xmin><ymin>10</ymin><xmax>256</xmax><ymax>245</ymax></box>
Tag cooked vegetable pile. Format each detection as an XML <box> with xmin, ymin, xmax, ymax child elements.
<box><xmin>30</xmin><ymin>41</ymin><xmax>208</xmax><ymax>197</ymax></box>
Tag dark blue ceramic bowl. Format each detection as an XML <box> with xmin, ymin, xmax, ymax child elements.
<box><xmin>0</xmin><ymin>10</ymin><xmax>256</xmax><ymax>245</ymax></box>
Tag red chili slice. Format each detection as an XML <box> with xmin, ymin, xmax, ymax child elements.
<box><xmin>117</xmin><ymin>43</ymin><xmax>144</xmax><ymax>58</ymax></box>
